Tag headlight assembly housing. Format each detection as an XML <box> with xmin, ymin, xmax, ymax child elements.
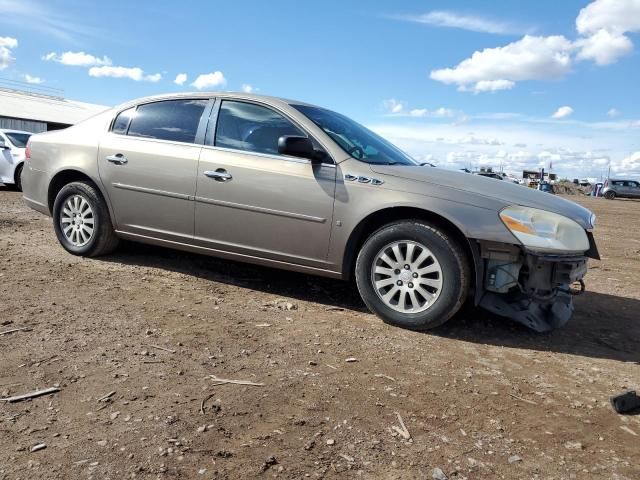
<box><xmin>499</xmin><ymin>206</ymin><xmax>590</xmax><ymax>253</ymax></box>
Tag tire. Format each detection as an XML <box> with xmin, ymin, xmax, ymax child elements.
<box><xmin>52</xmin><ymin>181</ymin><xmax>119</xmax><ymax>257</ymax></box>
<box><xmin>355</xmin><ymin>221</ymin><xmax>470</xmax><ymax>330</ymax></box>
<box><xmin>13</xmin><ymin>163</ymin><xmax>23</xmax><ymax>191</ymax></box>
<box><xmin>604</xmin><ymin>190</ymin><xmax>616</xmax><ymax>200</ymax></box>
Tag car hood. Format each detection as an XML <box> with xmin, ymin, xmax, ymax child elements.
<box><xmin>370</xmin><ymin>165</ymin><xmax>594</xmax><ymax>229</ymax></box>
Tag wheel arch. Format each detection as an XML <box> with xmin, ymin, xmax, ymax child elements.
<box><xmin>47</xmin><ymin>169</ymin><xmax>115</xmax><ymax>224</ymax></box>
<box><xmin>342</xmin><ymin>207</ymin><xmax>479</xmax><ymax>296</ymax></box>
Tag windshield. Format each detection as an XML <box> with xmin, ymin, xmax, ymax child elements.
<box><xmin>292</xmin><ymin>104</ymin><xmax>418</xmax><ymax>165</ymax></box>
<box><xmin>4</xmin><ymin>132</ymin><xmax>31</xmax><ymax>148</ymax></box>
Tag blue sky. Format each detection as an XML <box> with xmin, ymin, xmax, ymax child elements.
<box><xmin>1</xmin><ymin>0</ymin><xmax>639</xmax><ymax>179</ymax></box>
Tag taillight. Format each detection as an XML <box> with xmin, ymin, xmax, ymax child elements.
<box><xmin>25</xmin><ymin>144</ymin><xmax>31</xmax><ymax>161</ymax></box>
<box><xmin>604</xmin><ymin>179</ymin><xmax>608</xmax><ymax>188</ymax></box>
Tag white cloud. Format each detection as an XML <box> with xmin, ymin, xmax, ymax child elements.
<box><xmin>430</xmin><ymin>35</ymin><xmax>574</xmax><ymax>93</ymax></box>
<box><xmin>88</xmin><ymin>65</ymin><xmax>162</xmax><ymax>82</ymax></box>
<box><xmin>551</xmin><ymin>106</ymin><xmax>574</xmax><ymax>119</ymax></box>
<box><xmin>467</xmin><ymin>79</ymin><xmax>515</xmax><ymax>93</ymax></box>
<box><xmin>461</xmin><ymin>135</ymin><xmax>504</xmax><ymax>146</ymax></box>
<box><xmin>575</xmin><ymin>28</ymin><xmax>633</xmax><ymax>65</ymax></box>
<box><xmin>383</xmin><ymin>98</ymin><xmax>404</xmax><ymax>114</ymax></box>
<box><xmin>385</xmin><ymin>101</ymin><xmax>456</xmax><ymax>119</ymax></box>
<box><xmin>432</xmin><ymin>107</ymin><xmax>455</xmax><ymax>118</ymax></box>
<box><xmin>173</xmin><ymin>73</ymin><xmax>187</xmax><ymax>86</ymax></box>
<box><xmin>576</xmin><ymin>0</ymin><xmax>640</xmax><ymax>36</ymax></box>
<box><xmin>430</xmin><ymin>1</ymin><xmax>640</xmax><ymax>93</ymax></box>
<box><xmin>615</xmin><ymin>151</ymin><xmax>640</xmax><ymax>176</ymax></box>
<box><xmin>241</xmin><ymin>84</ymin><xmax>254</xmax><ymax>93</ymax></box>
<box><xmin>409</xmin><ymin>109</ymin><xmax>427</xmax><ymax>117</ymax></box>
<box><xmin>396</xmin><ymin>10</ymin><xmax>532</xmax><ymax>35</ymax></box>
<box><xmin>191</xmin><ymin>71</ymin><xmax>226</xmax><ymax>90</ymax></box>
<box><xmin>575</xmin><ymin>0</ymin><xmax>640</xmax><ymax>65</ymax></box>
<box><xmin>43</xmin><ymin>51</ymin><xmax>111</xmax><ymax>66</ymax></box>
<box><xmin>0</xmin><ymin>36</ymin><xmax>17</xmax><ymax>48</ymax></box>
<box><xmin>607</xmin><ymin>108</ymin><xmax>620</xmax><ymax>118</ymax></box>
<box><xmin>145</xmin><ymin>73</ymin><xmax>162</xmax><ymax>83</ymax></box>
<box><xmin>23</xmin><ymin>74</ymin><xmax>44</xmax><ymax>84</ymax></box>
<box><xmin>0</xmin><ymin>36</ymin><xmax>17</xmax><ymax>70</ymax></box>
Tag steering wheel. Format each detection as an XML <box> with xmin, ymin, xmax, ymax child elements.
<box><xmin>348</xmin><ymin>146</ymin><xmax>365</xmax><ymax>159</ymax></box>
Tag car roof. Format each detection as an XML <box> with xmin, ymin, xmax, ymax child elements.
<box><xmin>113</xmin><ymin>92</ymin><xmax>322</xmax><ymax>112</ymax></box>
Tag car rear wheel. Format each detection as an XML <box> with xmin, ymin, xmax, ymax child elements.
<box><xmin>355</xmin><ymin>221</ymin><xmax>470</xmax><ymax>330</ymax></box>
<box><xmin>52</xmin><ymin>181</ymin><xmax>119</xmax><ymax>257</ymax></box>
<box><xmin>13</xmin><ymin>163</ymin><xmax>23</xmax><ymax>191</ymax></box>
<box><xmin>604</xmin><ymin>190</ymin><xmax>616</xmax><ymax>200</ymax></box>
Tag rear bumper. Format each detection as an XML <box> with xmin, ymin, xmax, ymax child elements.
<box><xmin>23</xmin><ymin>195</ymin><xmax>50</xmax><ymax>216</ymax></box>
<box><xmin>21</xmin><ymin>164</ymin><xmax>50</xmax><ymax>216</ymax></box>
<box><xmin>474</xmin><ymin>241</ymin><xmax>592</xmax><ymax>332</ymax></box>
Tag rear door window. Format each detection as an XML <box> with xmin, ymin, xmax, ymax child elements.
<box><xmin>214</xmin><ymin>100</ymin><xmax>305</xmax><ymax>155</ymax></box>
<box><xmin>126</xmin><ymin>99</ymin><xmax>208</xmax><ymax>143</ymax></box>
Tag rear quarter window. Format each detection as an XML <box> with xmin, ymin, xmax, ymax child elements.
<box><xmin>112</xmin><ymin>107</ymin><xmax>136</xmax><ymax>134</ymax></box>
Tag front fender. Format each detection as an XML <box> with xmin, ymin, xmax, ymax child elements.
<box><xmin>329</xmin><ymin>173</ymin><xmax>518</xmax><ymax>270</ymax></box>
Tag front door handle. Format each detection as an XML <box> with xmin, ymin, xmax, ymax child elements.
<box><xmin>106</xmin><ymin>154</ymin><xmax>128</xmax><ymax>165</ymax></box>
<box><xmin>204</xmin><ymin>169</ymin><xmax>232</xmax><ymax>181</ymax></box>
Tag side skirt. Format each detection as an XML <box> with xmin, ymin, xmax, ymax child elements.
<box><xmin>114</xmin><ymin>230</ymin><xmax>344</xmax><ymax>280</ymax></box>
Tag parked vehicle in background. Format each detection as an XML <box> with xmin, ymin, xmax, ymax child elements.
<box><xmin>602</xmin><ymin>179</ymin><xmax>640</xmax><ymax>199</ymax></box>
<box><xmin>538</xmin><ymin>181</ymin><xmax>554</xmax><ymax>194</ymax></box>
<box><xmin>0</xmin><ymin>129</ymin><xmax>32</xmax><ymax>191</ymax></box>
<box><xmin>22</xmin><ymin>92</ymin><xmax>599</xmax><ymax>333</ymax></box>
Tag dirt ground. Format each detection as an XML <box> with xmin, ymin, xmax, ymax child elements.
<box><xmin>1</xmin><ymin>187</ymin><xmax>639</xmax><ymax>480</ymax></box>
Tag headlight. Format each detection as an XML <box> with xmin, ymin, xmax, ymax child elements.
<box><xmin>500</xmin><ymin>206</ymin><xmax>589</xmax><ymax>253</ymax></box>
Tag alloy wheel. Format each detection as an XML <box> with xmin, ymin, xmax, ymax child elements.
<box><xmin>60</xmin><ymin>194</ymin><xmax>95</xmax><ymax>247</ymax></box>
<box><xmin>370</xmin><ymin>240</ymin><xmax>443</xmax><ymax>313</ymax></box>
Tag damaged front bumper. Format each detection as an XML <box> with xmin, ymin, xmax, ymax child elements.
<box><xmin>474</xmin><ymin>238</ymin><xmax>598</xmax><ymax>332</ymax></box>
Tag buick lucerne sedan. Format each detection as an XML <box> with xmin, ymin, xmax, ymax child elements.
<box><xmin>22</xmin><ymin>93</ymin><xmax>599</xmax><ymax>332</ymax></box>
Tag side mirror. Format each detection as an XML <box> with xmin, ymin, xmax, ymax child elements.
<box><xmin>0</xmin><ymin>139</ymin><xmax>7</xmax><ymax>150</ymax></box>
<box><xmin>278</xmin><ymin>135</ymin><xmax>316</xmax><ymax>161</ymax></box>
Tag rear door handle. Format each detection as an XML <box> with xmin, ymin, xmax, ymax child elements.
<box><xmin>106</xmin><ymin>154</ymin><xmax>128</xmax><ymax>165</ymax></box>
<box><xmin>204</xmin><ymin>169</ymin><xmax>232</xmax><ymax>181</ymax></box>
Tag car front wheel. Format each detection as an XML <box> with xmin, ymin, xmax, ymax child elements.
<box><xmin>355</xmin><ymin>221</ymin><xmax>470</xmax><ymax>330</ymax></box>
<box><xmin>52</xmin><ymin>181</ymin><xmax>119</xmax><ymax>257</ymax></box>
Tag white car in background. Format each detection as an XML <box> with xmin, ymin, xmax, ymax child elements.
<box><xmin>0</xmin><ymin>129</ymin><xmax>33</xmax><ymax>191</ymax></box>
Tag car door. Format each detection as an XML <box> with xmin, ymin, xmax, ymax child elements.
<box><xmin>627</xmin><ymin>181</ymin><xmax>640</xmax><ymax>198</ymax></box>
<box><xmin>611</xmin><ymin>181</ymin><xmax>625</xmax><ymax>196</ymax></box>
<box><xmin>194</xmin><ymin>99</ymin><xmax>336</xmax><ymax>269</ymax></box>
<box><xmin>98</xmin><ymin>98</ymin><xmax>211</xmax><ymax>242</ymax></box>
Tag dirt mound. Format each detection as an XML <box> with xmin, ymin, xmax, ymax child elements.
<box><xmin>553</xmin><ymin>181</ymin><xmax>592</xmax><ymax>195</ymax></box>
